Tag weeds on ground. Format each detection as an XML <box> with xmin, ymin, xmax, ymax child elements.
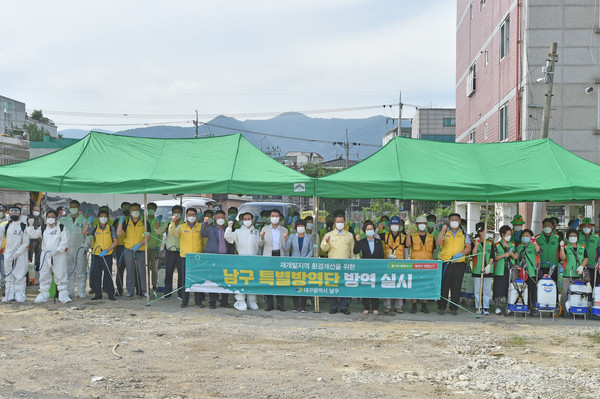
<box><xmin>584</xmin><ymin>330</ymin><xmax>600</xmax><ymax>344</ymax></box>
<box><xmin>504</xmin><ymin>335</ymin><xmax>528</xmax><ymax>347</ymax></box>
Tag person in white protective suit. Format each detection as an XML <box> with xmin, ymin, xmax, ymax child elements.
<box><xmin>1</xmin><ymin>206</ymin><xmax>30</xmax><ymax>302</ymax></box>
<box><xmin>224</xmin><ymin>212</ymin><xmax>260</xmax><ymax>311</ymax></box>
<box><xmin>0</xmin><ymin>204</ymin><xmax>8</xmax><ymax>291</ymax></box>
<box><xmin>27</xmin><ymin>210</ymin><xmax>71</xmax><ymax>303</ymax></box>
<box><xmin>60</xmin><ymin>200</ymin><xmax>89</xmax><ymax>298</ymax></box>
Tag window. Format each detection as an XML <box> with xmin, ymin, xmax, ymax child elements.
<box><xmin>500</xmin><ymin>18</ymin><xmax>509</xmax><ymax>60</ymax></box>
<box><xmin>443</xmin><ymin>118</ymin><xmax>456</xmax><ymax>127</ymax></box>
<box><xmin>466</xmin><ymin>63</ymin><xmax>476</xmax><ymax>96</ymax></box>
<box><xmin>468</xmin><ymin>129</ymin><xmax>476</xmax><ymax>143</ymax></box>
<box><xmin>499</xmin><ymin>103</ymin><xmax>509</xmax><ymax>141</ymax></box>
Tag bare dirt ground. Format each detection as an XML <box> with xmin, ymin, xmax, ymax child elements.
<box><xmin>1</xmin><ymin>289</ymin><xmax>600</xmax><ymax>399</ymax></box>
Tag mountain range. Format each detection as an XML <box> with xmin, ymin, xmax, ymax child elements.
<box><xmin>59</xmin><ymin>113</ymin><xmax>409</xmax><ymax>161</ymax></box>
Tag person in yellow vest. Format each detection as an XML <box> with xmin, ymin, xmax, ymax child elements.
<box><xmin>405</xmin><ymin>215</ymin><xmax>435</xmax><ymax>314</ymax></box>
<box><xmin>83</xmin><ymin>209</ymin><xmax>118</xmax><ymax>300</ymax></box>
<box><xmin>382</xmin><ymin>215</ymin><xmax>406</xmax><ymax>314</ymax></box>
<box><xmin>116</xmin><ymin>203</ymin><xmax>150</xmax><ymax>299</ymax></box>
<box><xmin>436</xmin><ymin>213</ymin><xmax>472</xmax><ymax>316</ymax></box>
<box><xmin>169</xmin><ymin>207</ymin><xmax>204</xmax><ymax>308</ymax></box>
<box><xmin>113</xmin><ymin>201</ymin><xmax>130</xmax><ymax>297</ymax></box>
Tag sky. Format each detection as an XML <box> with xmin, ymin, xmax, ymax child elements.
<box><xmin>0</xmin><ymin>0</ymin><xmax>457</xmax><ymax>132</ymax></box>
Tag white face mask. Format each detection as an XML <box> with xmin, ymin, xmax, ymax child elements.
<box><xmin>417</xmin><ymin>223</ymin><xmax>426</xmax><ymax>231</ymax></box>
<box><xmin>33</xmin><ymin>211</ymin><xmax>40</xmax><ymax>217</ymax></box>
<box><xmin>543</xmin><ymin>227</ymin><xmax>552</xmax><ymax>234</ymax></box>
<box><xmin>306</xmin><ymin>223</ymin><xmax>314</xmax><ymax>230</ymax></box>
<box><xmin>365</xmin><ymin>229</ymin><xmax>375</xmax><ymax>237</ymax></box>
<box><xmin>271</xmin><ymin>217</ymin><xmax>280</xmax><ymax>225</ymax></box>
<box><xmin>335</xmin><ymin>222</ymin><xmax>345</xmax><ymax>231</ymax></box>
<box><xmin>69</xmin><ymin>207</ymin><xmax>79</xmax><ymax>215</ymax></box>
<box><xmin>131</xmin><ymin>211</ymin><xmax>140</xmax><ymax>218</ymax></box>
<box><xmin>46</xmin><ymin>218</ymin><xmax>56</xmax><ymax>225</ymax></box>
<box><xmin>513</xmin><ymin>226</ymin><xmax>522</xmax><ymax>232</ymax></box>
<box><xmin>486</xmin><ymin>233</ymin><xmax>494</xmax><ymax>240</ymax></box>
<box><xmin>187</xmin><ymin>216</ymin><xmax>197</xmax><ymax>223</ymax></box>
<box><xmin>243</xmin><ymin>220</ymin><xmax>253</xmax><ymax>227</ymax></box>
<box><xmin>390</xmin><ymin>225</ymin><xmax>400</xmax><ymax>232</ymax></box>
<box><xmin>583</xmin><ymin>227</ymin><xmax>592</xmax><ymax>235</ymax></box>
<box><xmin>216</xmin><ymin>218</ymin><xmax>225</xmax><ymax>226</ymax></box>
<box><xmin>568</xmin><ymin>236</ymin><xmax>578</xmax><ymax>244</ymax></box>
<box><xmin>296</xmin><ymin>226</ymin><xmax>306</xmax><ymax>234</ymax></box>
<box><xmin>503</xmin><ymin>235</ymin><xmax>511</xmax><ymax>242</ymax></box>
<box><xmin>521</xmin><ymin>236</ymin><xmax>531</xmax><ymax>244</ymax></box>
<box><xmin>449</xmin><ymin>221</ymin><xmax>460</xmax><ymax>229</ymax></box>
<box><xmin>99</xmin><ymin>217</ymin><xmax>108</xmax><ymax>224</ymax></box>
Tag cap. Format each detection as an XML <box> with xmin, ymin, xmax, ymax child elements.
<box><xmin>581</xmin><ymin>217</ymin><xmax>595</xmax><ymax>226</ymax></box>
<box><xmin>390</xmin><ymin>216</ymin><xmax>402</xmax><ymax>224</ymax></box>
<box><xmin>415</xmin><ymin>215</ymin><xmax>427</xmax><ymax>223</ymax></box>
<box><xmin>511</xmin><ymin>214</ymin><xmax>525</xmax><ymax>225</ymax></box>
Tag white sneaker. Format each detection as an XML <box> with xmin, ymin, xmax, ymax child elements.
<box><xmin>483</xmin><ymin>309</ymin><xmax>490</xmax><ymax>316</ymax></box>
<box><xmin>35</xmin><ymin>293</ymin><xmax>50</xmax><ymax>303</ymax></box>
<box><xmin>247</xmin><ymin>300</ymin><xmax>259</xmax><ymax>310</ymax></box>
<box><xmin>59</xmin><ymin>291</ymin><xmax>72</xmax><ymax>303</ymax></box>
<box><xmin>495</xmin><ymin>307</ymin><xmax>502</xmax><ymax>315</ymax></box>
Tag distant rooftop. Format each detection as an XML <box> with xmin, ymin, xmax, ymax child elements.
<box><xmin>29</xmin><ymin>135</ymin><xmax>79</xmax><ymax>149</ymax></box>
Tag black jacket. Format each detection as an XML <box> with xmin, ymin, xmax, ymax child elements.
<box><xmin>353</xmin><ymin>237</ymin><xmax>384</xmax><ymax>259</ymax></box>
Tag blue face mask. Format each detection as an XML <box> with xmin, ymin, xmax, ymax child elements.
<box><xmin>521</xmin><ymin>236</ymin><xmax>531</xmax><ymax>244</ymax></box>
<box><xmin>366</xmin><ymin>230</ymin><xmax>375</xmax><ymax>237</ymax></box>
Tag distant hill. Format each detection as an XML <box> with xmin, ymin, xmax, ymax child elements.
<box><xmin>59</xmin><ymin>114</ymin><xmax>408</xmax><ymax>160</ymax></box>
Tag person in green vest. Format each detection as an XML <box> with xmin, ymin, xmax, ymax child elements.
<box><xmin>470</xmin><ymin>222</ymin><xmax>495</xmax><ymax>315</ymax></box>
<box><xmin>516</xmin><ymin>229</ymin><xmax>542</xmax><ymax>316</ymax></box>
<box><xmin>559</xmin><ymin>228</ymin><xmax>588</xmax><ymax>315</ymax></box>
<box><xmin>578</xmin><ymin>217</ymin><xmax>599</xmax><ymax>284</ymax></box>
<box><xmin>493</xmin><ymin>225</ymin><xmax>518</xmax><ymax>315</ymax></box>
<box><xmin>144</xmin><ymin>202</ymin><xmax>163</xmax><ymax>292</ymax></box>
<box><xmin>536</xmin><ymin>217</ymin><xmax>561</xmax><ymax>282</ymax></box>
<box><xmin>510</xmin><ymin>214</ymin><xmax>525</xmax><ymax>245</ymax></box>
<box><xmin>426</xmin><ymin>214</ymin><xmax>441</xmax><ymax>260</ymax></box>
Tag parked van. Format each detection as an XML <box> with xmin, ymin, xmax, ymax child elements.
<box><xmin>238</xmin><ymin>202</ymin><xmax>300</xmax><ymax>225</ymax></box>
<box><xmin>145</xmin><ymin>197</ymin><xmax>216</xmax><ymax>220</ymax></box>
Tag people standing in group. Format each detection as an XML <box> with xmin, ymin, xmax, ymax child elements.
<box><xmin>494</xmin><ymin>225</ymin><xmax>517</xmax><ymax>315</ymax></box>
<box><xmin>320</xmin><ymin>211</ymin><xmax>354</xmax><ymax>315</ymax></box>
<box><xmin>170</xmin><ymin>207</ymin><xmax>204</xmax><ymax>308</ymax></box>
<box><xmin>381</xmin><ymin>215</ymin><xmax>406</xmax><ymax>314</ymax></box>
<box><xmin>516</xmin><ymin>229</ymin><xmax>542</xmax><ymax>316</ymax></box>
<box><xmin>471</xmin><ymin>222</ymin><xmax>495</xmax><ymax>315</ymax></box>
<box><xmin>437</xmin><ymin>213</ymin><xmax>471</xmax><ymax>316</ymax></box>
<box><xmin>155</xmin><ymin>205</ymin><xmax>182</xmax><ymax>299</ymax></box>
<box><xmin>60</xmin><ymin>200</ymin><xmax>89</xmax><ymax>299</ymax></box>
<box><xmin>259</xmin><ymin>209</ymin><xmax>289</xmax><ymax>311</ymax></box>
<box><xmin>578</xmin><ymin>217</ymin><xmax>599</xmax><ymax>284</ymax></box>
<box><xmin>285</xmin><ymin>218</ymin><xmax>313</xmax><ymax>312</ymax></box>
<box><xmin>559</xmin><ymin>228</ymin><xmax>588</xmax><ymax>315</ymax></box>
<box><xmin>83</xmin><ymin>209</ymin><xmax>117</xmax><ymax>301</ymax></box>
<box><xmin>405</xmin><ymin>215</ymin><xmax>434</xmax><ymax>314</ymax></box>
<box><xmin>116</xmin><ymin>203</ymin><xmax>150</xmax><ymax>299</ymax></box>
<box><xmin>202</xmin><ymin>210</ymin><xmax>232</xmax><ymax>309</ymax></box>
<box><xmin>353</xmin><ymin>220</ymin><xmax>383</xmax><ymax>315</ymax></box>
<box><xmin>0</xmin><ymin>206</ymin><xmax>30</xmax><ymax>302</ymax></box>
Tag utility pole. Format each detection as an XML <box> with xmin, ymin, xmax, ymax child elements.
<box><xmin>397</xmin><ymin>91</ymin><xmax>403</xmax><ymax>137</ymax></box>
<box><xmin>333</xmin><ymin>130</ymin><xmax>358</xmax><ymax>169</ymax></box>
<box><xmin>531</xmin><ymin>42</ymin><xmax>558</xmax><ymax>234</ymax></box>
<box><xmin>194</xmin><ymin>110</ymin><xmax>199</xmax><ymax>138</ymax></box>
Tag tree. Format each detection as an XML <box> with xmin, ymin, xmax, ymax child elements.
<box><xmin>301</xmin><ymin>163</ymin><xmax>337</xmax><ymax>178</ymax></box>
<box><xmin>21</xmin><ymin>122</ymin><xmax>51</xmax><ymax>142</ymax></box>
<box><xmin>29</xmin><ymin>110</ymin><xmax>54</xmax><ymax>125</ymax></box>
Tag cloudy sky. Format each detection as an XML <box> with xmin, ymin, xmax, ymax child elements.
<box><xmin>1</xmin><ymin>0</ymin><xmax>456</xmax><ymax>131</ymax></box>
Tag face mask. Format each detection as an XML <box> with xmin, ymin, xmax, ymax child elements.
<box><xmin>335</xmin><ymin>222</ymin><xmax>345</xmax><ymax>231</ymax></box>
<box><xmin>297</xmin><ymin>226</ymin><xmax>306</xmax><ymax>234</ymax></box>
<box><xmin>187</xmin><ymin>216</ymin><xmax>197</xmax><ymax>223</ymax></box>
<box><xmin>486</xmin><ymin>233</ymin><xmax>494</xmax><ymax>240</ymax></box>
<box><xmin>99</xmin><ymin>217</ymin><xmax>108</xmax><ymax>224</ymax></box>
<box><xmin>271</xmin><ymin>217</ymin><xmax>280</xmax><ymax>225</ymax></box>
<box><xmin>418</xmin><ymin>224</ymin><xmax>426</xmax><ymax>231</ymax></box>
<box><xmin>148</xmin><ymin>209</ymin><xmax>155</xmax><ymax>216</ymax></box>
<box><xmin>568</xmin><ymin>236</ymin><xmax>578</xmax><ymax>244</ymax></box>
<box><xmin>173</xmin><ymin>213</ymin><xmax>181</xmax><ymax>220</ymax></box>
<box><xmin>513</xmin><ymin>226</ymin><xmax>522</xmax><ymax>232</ymax></box>
<box><xmin>583</xmin><ymin>227</ymin><xmax>592</xmax><ymax>235</ymax></box>
<box><xmin>522</xmin><ymin>236</ymin><xmax>531</xmax><ymax>244</ymax></box>
<box><xmin>243</xmin><ymin>220</ymin><xmax>253</xmax><ymax>228</ymax></box>
<box><xmin>503</xmin><ymin>235</ymin><xmax>511</xmax><ymax>241</ymax></box>
<box><xmin>10</xmin><ymin>215</ymin><xmax>19</xmax><ymax>221</ymax></box>
<box><xmin>306</xmin><ymin>223</ymin><xmax>314</xmax><ymax>230</ymax></box>
<box><xmin>69</xmin><ymin>207</ymin><xmax>79</xmax><ymax>215</ymax></box>
<box><xmin>216</xmin><ymin>218</ymin><xmax>225</xmax><ymax>226</ymax></box>
<box><xmin>449</xmin><ymin>221</ymin><xmax>460</xmax><ymax>229</ymax></box>
<box><xmin>131</xmin><ymin>211</ymin><xmax>140</xmax><ymax>218</ymax></box>
<box><xmin>46</xmin><ymin>218</ymin><xmax>56</xmax><ymax>225</ymax></box>
<box><xmin>390</xmin><ymin>225</ymin><xmax>400</xmax><ymax>232</ymax></box>
<box><xmin>543</xmin><ymin>227</ymin><xmax>552</xmax><ymax>234</ymax></box>
<box><xmin>366</xmin><ymin>229</ymin><xmax>375</xmax><ymax>237</ymax></box>
<box><xmin>207</xmin><ymin>218</ymin><xmax>214</xmax><ymax>224</ymax></box>
<box><xmin>123</xmin><ymin>209</ymin><xmax>130</xmax><ymax>217</ymax></box>
<box><xmin>427</xmin><ymin>221</ymin><xmax>435</xmax><ymax>229</ymax></box>
<box><xmin>33</xmin><ymin>211</ymin><xmax>40</xmax><ymax>217</ymax></box>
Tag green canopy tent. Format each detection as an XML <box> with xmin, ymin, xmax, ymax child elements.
<box><xmin>0</xmin><ymin>131</ymin><xmax>314</xmax><ymax>196</ymax></box>
<box><xmin>314</xmin><ymin>137</ymin><xmax>600</xmax><ymax>202</ymax></box>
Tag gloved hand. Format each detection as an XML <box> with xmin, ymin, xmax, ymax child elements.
<box><xmin>577</xmin><ymin>265</ymin><xmax>584</xmax><ymax>275</ymax></box>
<box><xmin>484</xmin><ymin>264</ymin><xmax>492</xmax><ymax>274</ymax></box>
<box><xmin>228</xmin><ymin>221</ymin><xmax>233</xmax><ymax>228</ymax></box>
<box><xmin>560</xmin><ymin>240</ymin><xmax>565</xmax><ymax>247</ymax></box>
<box><xmin>531</xmin><ymin>237</ymin><xmax>537</xmax><ymax>244</ymax></box>
<box><xmin>157</xmin><ymin>215</ymin><xmax>163</xmax><ymax>223</ymax></box>
<box><xmin>50</xmin><ymin>250</ymin><xmax>58</xmax><ymax>257</ymax></box>
<box><xmin>119</xmin><ymin>215</ymin><xmax>126</xmax><ymax>224</ymax></box>
<box><xmin>132</xmin><ymin>243</ymin><xmax>142</xmax><ymax>252</ymax></box>
<box><xmin>99</xmin><ymin>249</ymin><xmax>108</xmax><ymax>257</ymax></box>
<box><xmin>88</xmin><ymin>217</ymin><xmax>94</xmax><ymax>225</ymax></box>
<box><xmin>28</xmin><ymin>218</ymin><xmax>34</xmax><ymax>226</ymax></box>
<box><xmin>451</xmin><ymin>252</ymin><xmax>463</xmax><ymax>261</ymax></box>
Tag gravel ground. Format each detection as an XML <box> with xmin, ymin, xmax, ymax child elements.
<box><xmin>0</xmin><ymin>288</ymin><xmax>599</xmax><ymax>399</ymax></box>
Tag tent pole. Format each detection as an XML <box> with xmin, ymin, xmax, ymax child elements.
<box><xmin>144</xmin><ymin>193</ymin><xmax>150</xmax><ymax>304</ymax></box>
<box><xmin>313</xmin><ymin>195</ymin><xmax>320</xmax><ymax>313</ymax></box>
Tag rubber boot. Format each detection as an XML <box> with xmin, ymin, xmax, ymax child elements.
<box><xmin>409</xmin><ymin>303</ymin><xmax>417</xmax><ymax>314</ymax></box>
